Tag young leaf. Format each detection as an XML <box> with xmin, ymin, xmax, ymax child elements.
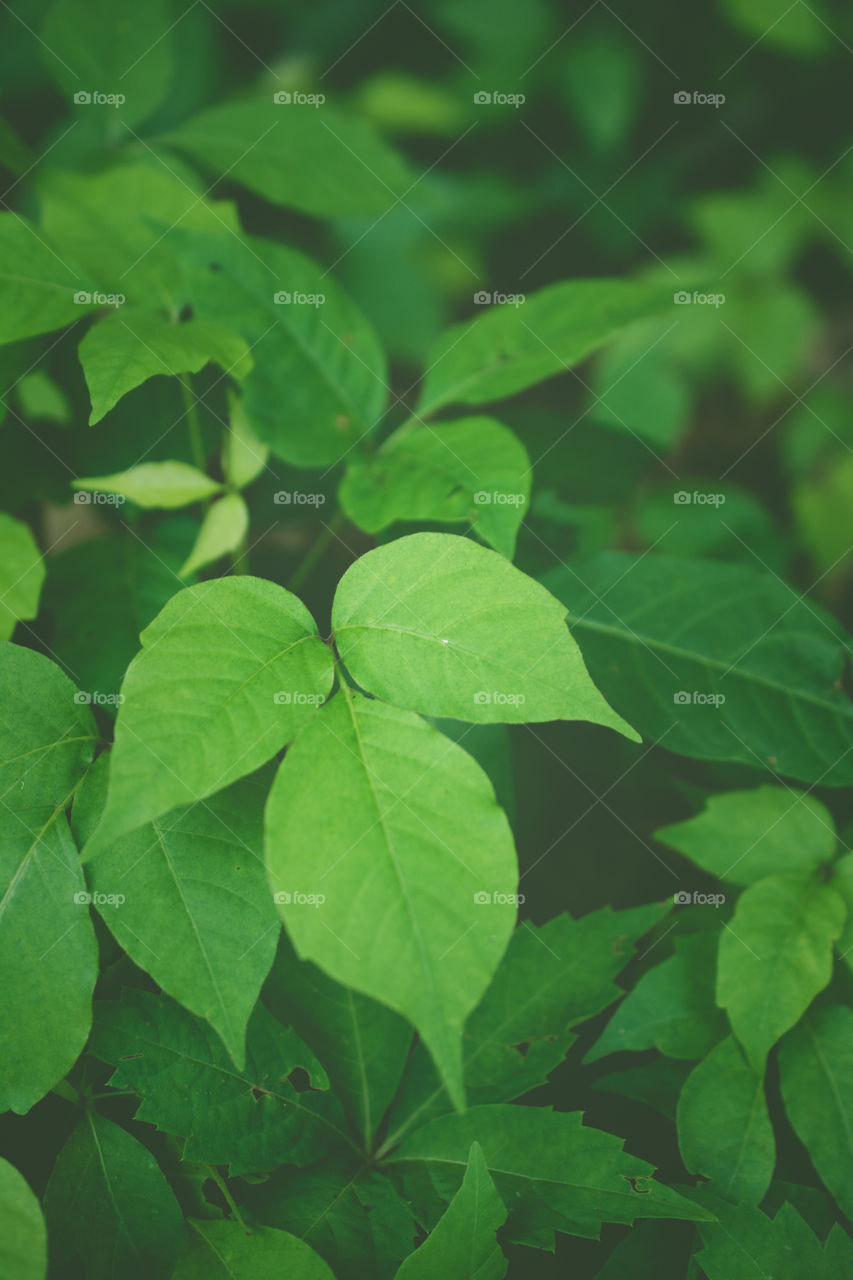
<box><xmin>179</xmin><ymin>493</ymin><xmax>249</xmax><ymax>577</ymax></box>
<box><xmin>395</xmin><ymin>1142</ymin><xmax>507</xmax><ymax>1280</ymax></box>
<box><xmin>716</xmin><ymin>874</ymin><xmax>846</xmax><ymax>1073</ymax></box>
<box><xmin>162</xmin><ymin>100</ymin><xmax>412</xmax><ymax>218</ymax></box>
<box><xmin>586</xmin><ymin>932</ymin><xmax>727</xmax><ymax>1062</ymax></box>
<box><xmin>83</xmin><ymin>577</ymin><xmax>334</xmax><ymax>851</ymax></box>
<box><xmin>0</xmin><ymin>512</ymin><xmax>45</xmax><ymax>640</ymax></box>
<box><xmin>339</xmin><ymin>417</ymin><xmax>531</xmax><ymax>558</ymax></box>
<box><xmin>0</xmin><ymin>213</ymin><xmax>97</xmax><ymax>344</ymax></box>
<box><xmin>779</xmin><ymin>1006</ymin><xmax>853</xmax><ymax>1220</ymax></box>
<box><xmin>81</xmin><ymin>768</ymin><xmax>280</xmax><ymax>1068</ymax></box>
<box><xmin>89</xmin><ymin>988</ymin><xmax>349</xmax><ymax>1174</ymax></box>
<box><xmin>544</xmin><ymin>552</ymin><xmax>853</xmax><ymax>785</ymax></box>
<box><xmin>417</xmin><ymin>278</ymin><xmax>671</xmax><ymax>415</ymax></box>
<box><xmin>0</xmin><ymin>1157</ymin><xmax>47</xmax><ymax>1280</ymax></box>
<box><xmin>223</xmin><ymin>391</ymin><xmax>269</xmax><ymax>489</ymax></box>
<box><xmin>265</xmin><ymin>688</ymin><xmax>519</xmax><ymax>1111</ymax></box>
<box><xmin>389</xmin><ymin>1105</ymin><xmax>713</xmax><ymax>1249</ymax></box>
<box><xmin>0</xmin><ymin>644</ymin><xmax>99</xmax><ymax>1113</ymax></box>
<box><xmin>677</xmin><ymin>1035</ymin><xmax>775</xmax><ymax>1204</ymax></box>
<box><xmin>173</xmin><ymin>1219</ymin><xmax>336</xmax><ymax>1280</ymax></box>
<box><xmin>72</xmin><ymin>461</ymin><xmax>224</xmax><ymax>508</ymax></box>
<box><xmin>79</xmin><ymin>308</ymin><xmax>252</xmax><ymax>423</ymax></box>
<box><xmin>44</xmin><ymin>1113</ymin><xmax>183</xmax><ymax>1280</ymax></box>
<box><xmin>332</xmin><ymin>532</ymin><xmax>638</xmax><ymax>736</ymax></box>
<box><xmin>656</xmin><ymin>787</ymin><xmax>836</xmax><ymax>886</ymax></box>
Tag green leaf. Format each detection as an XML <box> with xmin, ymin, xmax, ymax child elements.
<box><xmin>72</xmin><ymin>461</ymin><xmax>224</xmax><ymax>508</ymax></box>
<box><xmin>89</xmin><ymin>988</ymin><xmax>348</xmax><ymax>1174</ymax></box>
<box><xmin>162</xmin><ymin>100</ymin><xmax>412</xmax><ymax>218</ymax></box>
<box><xmin>396</xmin><ymin>1142</ymin><xmax>507</xmax><ymax>1280</ymax></box>
<box><xmin>79</xmin><ymin>308</ymin><xmax>252</xmax><ymax>423</ymax></box>
<box><xmin>0</xmin><ymin>513</ymin><xmax>45</xmax><ymax>640</ymax></box>
<box><xmin>0</xmin><ymin>643</ymin><xmax>99</xmax><ymax>1113</ymax></box>
<box><xmin>266</xmin><ymin>688</ymin><xmax>518</xmax><ymax>1111</ymax></box>
<box><xmin>332</xmin><ymin>532</ymin><xmax>638</xmax><ymax>736</ymax></box>
<box><xmin>0</xmin><ymin>1157</ymin><xmax>46</xmax><ymax>1280</ymax></box>
<box><xmin>691</xmin><ymin>1193</ymin><xmax>849</xmax><ymax>1280</ymax></box>
<box><xmin>82</xmin><ymin>769</ymin><xmax>279</xmax><ymax>1067</ymax></box>
<box><xmin>176</xmin><ymin>231</ymin><xmax>387</xmax><ymax>467</ymax></box>
<box><xmin>543</xmin><ymin>552</ymin><xmax>853</xmax><ymax>786</ymax></box>
<box><xmin>173</xmin><ymin>1219</ymin><xmax>337</xmax><ymax>1280</ymax></box>
<box><xmin>179</xmin><ymin>494</ymin><xmax>249</xmax><ymax>577</ymax></box>
<box><xmin>41</xmin><ymin>0</ymin><xmax>175</xmax><ymax>127</ymax></box>
<box><xmin>779</xmin><ymin>1005</ymin><xmax>853</xmax><ymax>1220</ymax></box>
<box><xmin>265</xmin><ymin>934</ymin><xmax>413</xmax><ymax>1150</ymax></box>
<box><xmin>84</xmin><ymin>577</ymin><xmax>334</xmax><ymax>851</ymax></box>
<box><xmin>832</xmin><ymin>852</ymin><xmax>853</xmax><ymax>972</ymax></box>
<box><xmin>389</xmin><ymin>1105</ymin><xmax>713</xmax><ymax>1249</ymax></box>
<box><xmin>417</xmin><ymin>279</ymin><xmax>671</xmax><ymax>416</ymax></box>
<box><xmin>586</xmin><ymin>931</ymin><xmax>727</xmax><ymax>1062</ymax></box>
<box><xmin>716</xmin><ymin>874</ymin><xmax>846</xmax><ymax>1073</ymax></box>
<box><xmin>340</xmin><ymin>417</ymin><xmax>530</xmax><ymax>558</ymax></box>
<box><xmin>44</xmin><ymin>1112</ymin><xmax>183</xmax><ymax>1280</ymax></box>
<box><xmin>0</xmin><ymin>212</ymin><xmax>97</xmax><ymax>344</ymax></box>
<box><xmin>594</xmin><ymin>1058</ymin><xmax>693</xmax><ymax>1123</ymax></box>
<box><xmin>677</xmin><ymin>1035</ymin><xmax>775</xmax><ymax>1204</ymax></box>
<box><xmin>223</xmin><ymin>391</ymin><xmax>269</xmax><ymax>489</ymax></box>
<box><xmin>656</xmin><ymin>787</ymin><xmax>837</xmax><ymax>886</ymax></box>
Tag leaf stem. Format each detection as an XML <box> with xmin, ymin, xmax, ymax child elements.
<box><xmin>206</xmin><ymin>1166</ymin><xmax>249</xmax><ymax>1231</ymax></box>
<box><xmin>180</xmin><ymin>373</ymin><xmax>207</xmax><ymax>474</ymax></box>
<box><xmin>287</xmin><ymin>509</ymin><xmax>346</xmax><ymax>594</ymax></box>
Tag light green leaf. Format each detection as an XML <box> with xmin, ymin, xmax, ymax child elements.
<box><xmin>677</xmin><ymin>1035</ymin><xmax>775</xmax><ymax>1204</ymax></box>
<box><xmin>90</xmin><ymin>989</ymin><xmax>346</xmax><ymax>1174</ymax></box>
<box><xmin>0</xmin><ymin>643</ymin><xmax>99</xmax><ymax>1113</ymax></box>
<box><xmin>84</xmin><ymin>577</ymin><xmax>334</xmax><ymax>851</ymax></box>
<box><xmin>417</xmin><ymin>279</ymin><xmax>670</xmax><ymax>416</ymax></box>
<box><xmin>44</xmin><ymin>1113</ymin><xmax>183</xmax><ymax>1280</ymax></box>
<box><xmin>332</xmin><ymin>532</ymin><xmax>638</xmax><ymax>736</ymax></box>
<box><xmin>0</xmin><ymin>513</ymin><xmax>45</xmax><ymax>640</ymax></box>
<box><xmin>544</xmin><ymin>552</ymin><xmax>853</xmax><ymax>786</ymax></box>
<box><xmin>656</xmin><ymin>787</ymin><xmax>836</xmax><ymax>886</ymax></box>
<box><xmin>832</xmin><ymin>853</ymin><xmax>853</xmax><ymax>973</ymax></box>
<box><xmin>265</xmin><ymin>688</ymin><xmax>518</xmax><ymax>1111</ymax></box>
<box><xmin>179</xmin><ymin>494</ymin><xmax>249</xmax><ymax>577</ymax></box>
<box><xmin>223</xmin><ymin>390</ymin><xmax>269</xmax><ymax>489</ymax></box>
<box><xmin>174</xmin><ymin>1219</ymin><xmax>337</xmax><ymax>1280</ymax></box>
<box><xmin>339</xmin><ymin>417</ymin><xmax>530</xmax><ymax>558</ymax></box>
<box><xmin>396</xmin><ymin>1142</ymin><xmax>507</xmax><ymax>1280</ymax></box>
<box><xmin>41</xmin><ymin>0</ymin><xmax>175</xmax><ymax>126</ymax></box>
<box><xmin>586</xmin><ymin>931</ymin><xmax>727</xmax><ymax>1062</ymax></box>
<box><xmin>716</xmin><ymin>874</ymin><xmax>846</xmax><ymax>1073</ymax></box>
<box><xmin>0</xmin><ymin>1158</ymin><xmax>46</xmax><ymax>1280</ymax></box>
<box><xmin>79</xmin><ymin>308</ymin><xmax>252</xmax><ymax>423</ymax></box>
<box><xmin>82</xmin><ymin>768</ymin><xmax>279</xmax><ymax>1068</ymax></box>
<box><xmin>162</xmin><ymin>100</ymin><xmax>412</xmax><ymax>218</ymax></box>
<box><xmin>0</xmin><ymin>212</ymin><xmax>97</xmax><ymax>344</ymax></box>
<box><xmin>73</xmin><ymin>461</ymin><xmax>224</xmax><ymax>508</ymax></box>
<box><xmin>16</xmin><ymin>369</ymin><xmax>71</xmax><ymax>424</ymax></box>
<box><xmin>779</xmin><ymin>1006</ymin><xmax>853</xmax><ymax>1220</ymax></box>
<box><xmin>390</xmin><ymin>1105</ymin><xmax>713</xmax><ymax>1249</ymax></box>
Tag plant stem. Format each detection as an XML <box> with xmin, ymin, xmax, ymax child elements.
<box><xmin>180</xmin><ymin>373</ymin><xmax>206</xmax><ymax>473</ymax></box>
<box><xmin>207</xmin><ymin>1166</ymin><xmax>249</xmax><ymax>1230</ymax></box>
<box><xmin>287</xmin><ymin>509</ymin><xmax>346</xmax><ymax>594</ymax></box>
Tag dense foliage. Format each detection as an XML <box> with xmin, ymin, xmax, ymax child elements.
<box><xmin>2</xmin><ymin>1</ymin><xmax>853</xmax><ymax>1277</ymax></box>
